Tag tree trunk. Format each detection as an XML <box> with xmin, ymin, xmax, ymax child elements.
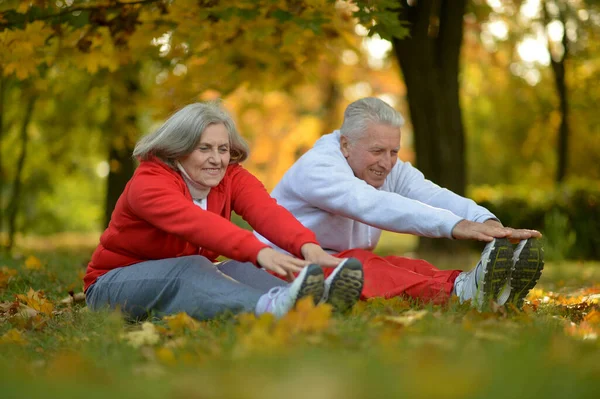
<box><xmin>103</xmin><ymin>69</ymin><xmax>139</xmax><ymax>227</ymax></box>
<box><xmin>0</xmin><ymin>74</ymin><xmax>4</xmax><ymax>233</ymax></box>
<box><xmin>5</xmin><ymin>94</ymin><xmax>36</xmax><ymax>252</ymax></box>
<box><xmin>544</xmin><ymin>2</ymin><xmax>570</xmax><ymax>183</ymax></box>
<box><xmin>391</xmin><ymin>0</ymin><xmax>469</xmax><ymax>254</ymax></box>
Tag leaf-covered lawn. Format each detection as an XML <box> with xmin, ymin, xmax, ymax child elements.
<box><xmin>1</xmin><ymin>249</ymin><xmax>599</xmax><ymax>399</ymax></box>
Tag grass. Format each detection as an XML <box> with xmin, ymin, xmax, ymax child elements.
<box><xmin>1</xmin><ymin>235</ymin><xmax>599</xmax><ymax>399</ymax></box>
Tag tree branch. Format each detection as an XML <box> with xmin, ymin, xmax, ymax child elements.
<box><xmin>0</xmin><ymin>0</ymin><xmax>161</xmax><ymax>30</ymax></box>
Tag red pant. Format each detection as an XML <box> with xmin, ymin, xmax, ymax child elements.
<box><xmin>331</xmin><ymin>249</ymin><xmax>461</xmax><ymax>305</ymax></box>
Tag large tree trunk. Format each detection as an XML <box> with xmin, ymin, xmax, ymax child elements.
<box><xmin>5</xmin><ymin>94</ymin><xmax>36</xmax><ymax>252</ymax></box>
<box><xmin>0</xmin><ymin>74</ymin><xmax>5</xmax><ymax>233</ymax></box>
<box><xmin>392</xmin><ymin>0</ymin><xmax>468</xmax><ymax>254</ymax></box>
<box><xmin>103</xmin><ymin>68</ymin><xmax>139</xmax><ymax>227</ymax></box>
<box><xmin>544</xmin><ymin>1</ymin><xmax>570</xmax><ymax>183</ymax></box>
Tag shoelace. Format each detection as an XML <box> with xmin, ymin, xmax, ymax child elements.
<box><xmin>267</xmin><ymin>286</ymin><xmax>282</xmax><ymax>298</ymax></box>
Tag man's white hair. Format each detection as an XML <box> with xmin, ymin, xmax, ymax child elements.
<box><xmin>340</xmin><ymin>97</ymin><xmax>404</xmax><ymax>141</ymax></box>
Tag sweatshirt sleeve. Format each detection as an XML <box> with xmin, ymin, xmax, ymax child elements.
<box><xmin>389</xmin><ymin>161</ymin><xmax>498</xmax><ymax>223</ymax></box>
<box><xmin>291</xmin><ymin>153</ymin><xmax>464</xmax><ymax>239</ymax></box>
<box><xmin>229</xmin><ymin>165</ymin><xmax>319</xmax><ymax>258</ymax></box>
<box><xmin>127</xmin><ymin>166</ymin><xmax>269</xmax><ymax>265</ymax></box>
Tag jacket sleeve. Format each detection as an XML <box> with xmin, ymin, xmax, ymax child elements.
<box><xmin>291</xmin><ymin>154</ymin><xmax>464</xmax><ymax>239</ymax></box>
<box><xmin>229</xmin><ymin>165</ymin><xmax>319</xmax><ymax>258</ymax></box>
<box><xmin>127</xmin><ymin>166</ymin><xmax>269</xmax><ymax>265</ymax></box>
<box><xmin>389</xmin><ymin>161</ymin><xmax>498</xmax><ymax>223</ymax></box>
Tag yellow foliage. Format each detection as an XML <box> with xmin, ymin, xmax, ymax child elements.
<box><xmin>234</xmin><ymin>298</ymin><xmax>332</xmax><ymax>356</ymax></box>
<box><xmin>121</xmin><ymin>322</ymin><xmax>161</xmax><ymax>348</ymax></box>
<box><xmin>24</xmin><ymin>255</ymin><xmax>43</xmax><ymax>270</ymax></box>
<box><xmin>0</xmin><ymin>267</ymin><xmax>18</xmax><ymax>288</ymax></box>
<box><xmin>565</xmin><ymin>322</ymin><xmax>598</xmax><ymax>341</ymax></box>
<box><xmin>276</xmin><ymin>297</ymin><xmax>332</xmax><ymax>335</ymax></box>
<box><xmin>0</xmin><ymin>329</ymin><xmax>27</xmax><ymax>345</ymax></box>
<box><xmin>155</xmin><ymin>347</ymin><xmax>177</xmax><ymax>365</ymax></box>
<box><xmin>584</xmin><ymin>310</ymin><xmax>600</xmax><ymax>325</ymax></box>
<box><xmin>16</xmin><ymin>288</ymin><xmax>54</xmax><ymax>316</ymax></box>
<box><xmin>377</xmin><ymin>310</ymin><xmax>429</xmax><ymax>327</ymax></box>
<box><xmin>163</xmin><ymin>312</ymin><xmax>200</xmax><ymax>333</ymax></box>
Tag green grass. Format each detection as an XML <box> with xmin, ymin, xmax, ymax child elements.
<box><xmin>1</xmin><ymin>238</ymin><xmax>600</xmax><ymax>399</ymax></box>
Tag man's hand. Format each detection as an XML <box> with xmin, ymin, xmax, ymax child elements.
<box><xmin>483</xmin><ymin>219</ymin><xmax>542</xmax><ymax>243</ymax></box>
<box><xmin>300</xmin><ymin>243</ymin><xmax>342</xmax><ymax>268</ymax></box>
<box><xmin>452</xmin><ymin>219</ymin><xmax>543</xmax><ymax>243</ymax></box>
<box><xmin>256</xmin><ymin>247</ymin><xmax>309</xmax><ymax>279</ymax></box>
<box><xmin>451</xmin><ymin>219</ymin><xmax>512</xmax><ymax>242</ymax></box>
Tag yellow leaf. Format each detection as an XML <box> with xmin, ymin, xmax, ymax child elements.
<box><xmin>16</xmin><ymin>288</ymin><xmax>54</xmax><ymax>316</ymax></box>
<box><xmin>1</xmin><ymin>329</ymin><xmax>27</xmax><ymax>345</ymax></box>
<box><xmin>163</xmin><ymin>312</ymin><xmax>199</xmax><ymax>333</ymax></box>
<box><xmin>276</xmin><ymin>297</ymin><xmax>332</xmax><ymax>334</ymax></box>
<box><xmin>24</xmin><ymin>256</ymin><xmax>43</xmax><ymax>270</ymax></box>
<box><xmin>0</xmin><ymin>267</ymin><xmax>18</xmax><ymax>288</ymax></box>
<box><xmin>379</xmin><ymin>310</ymin><xmax>429</xmax><ymax>327</ymax></box>
<box><xmin>16</xmin><ymin>2</ymin><xmax>30</xmax><ymax>14</ymax></box>
<box><xmin>121</xmin><ymin>322</ymin><xmax>160</xmax><ymax>348</ymax></box>
<box><xmin>584</xmin><ymin>310</ymin><xmax>600</xmax><ymax>325</ymax></box>
<box><xmin>155</xmin><ymin>347</ymin><xmax>176</xmax><ymax>365</ymax></box>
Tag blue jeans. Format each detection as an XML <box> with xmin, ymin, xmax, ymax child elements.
<box><xmin>85</xmin><ymin>256</ymin><xmax>286</xmax><ymax>321</ymax></box>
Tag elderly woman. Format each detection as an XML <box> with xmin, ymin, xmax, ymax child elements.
<box><xmin>84</xmin><ymin>102</ymin><xmax>364</xmax><ymax>321</ymax></box>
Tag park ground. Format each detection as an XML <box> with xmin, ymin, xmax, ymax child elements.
<box><xmin>1</xmin><ymin>233</ymin><xmax>599</xmax><ymax>399</ymax></box>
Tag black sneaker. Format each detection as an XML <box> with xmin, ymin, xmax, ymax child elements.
<box><xmin>323</xmin><ymin>258</ymin><xmax>364</xmax><ymax>313</ymax></box>
<box><xmin>505</xmin><ymin>238</ymin><xmax>544</xmax><ymax>308</ymax></box>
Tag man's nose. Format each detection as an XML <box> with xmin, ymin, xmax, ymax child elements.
<box><xmin>379</xmin><ymin>153</ymin><xmax>393</xmax><ymax>169</ymax></box>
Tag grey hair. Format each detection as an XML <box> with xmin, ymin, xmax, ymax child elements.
<box><xmin>133</xmin><ymin>101</ymin><xmax>249</xmax><ymax>167</ymax></box>
<box><xmin>340</xmin><ymin>97</ymin><xmax>405</xmax><ymax>141</ymax></box>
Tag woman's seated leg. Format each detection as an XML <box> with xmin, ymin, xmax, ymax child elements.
<box><xmin>217</xmin><ymin>260</ymin><xmax>286</xmax><ymax>291</ymax></box>
<box><xmin>86</xmin><ymin>255</ymin><xmax>264</xmax><ymax>321</ymax></box>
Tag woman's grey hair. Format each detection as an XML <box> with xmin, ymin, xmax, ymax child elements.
<box><xmin>133</xmin><ymin>101</ymin><xmax>249</xmax><ymax>167</ymax></box>
<box><xmin>340</xmin><ymin>97</ymin><xmax>404</xmax><ymax>141</ymax></box>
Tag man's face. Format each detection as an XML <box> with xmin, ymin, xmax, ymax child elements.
<box><xmin>340</xmin><ymin>123</ymin><xmax>401</xmax><ymax>188</ymax></box>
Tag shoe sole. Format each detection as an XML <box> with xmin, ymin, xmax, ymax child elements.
<box><xmin>296</xmin><ymin>264</ymin><xmax>325</xmax><ymax>306</ymax></box>
<box><xmin>479</xmin><ymin>238</ymin><xmax>513</xmax><ymax>308</ymax></box>
<box><xmin>507</xmin><ymin>239</ymin><xmax>544</xmax><ymax>308</ymax></box>
<box><xmin>326</xmin><ymin>258</ymin><xmax>364</xmax><ymax>313</ymax></box>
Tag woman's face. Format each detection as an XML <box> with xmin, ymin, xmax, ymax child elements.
<box><xmin>179</xmin><ymin>123</ymin><xmax>231</xmax><ymax>189</ymax></box>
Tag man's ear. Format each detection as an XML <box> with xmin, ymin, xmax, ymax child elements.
<box><xmin>340</xmin><ymin>136</ymin><xmax>350</xmax><ymax>158</ymax></box>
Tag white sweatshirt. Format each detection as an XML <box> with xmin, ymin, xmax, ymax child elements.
<box><xmin>256</xmin><ymin>130</ymin><xmax>497</xmax><ymax>253</ymax></box>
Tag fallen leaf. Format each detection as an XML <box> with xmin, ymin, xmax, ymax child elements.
<box><xmin>163</xmin><ymin>312</ymin><xmax>200</xmax><ymax>333</ymax></box>
<box><xmin>1</xmin><ymin>328</ymin><xmax>27</xmax><ymax>345</ymax></box>
<box><xmin>379</xmin><ymin>310</ymin><xmax>428</xmax><ymax>327</ymax></box>
<box><xmin>24</xmin><ymin>256</ymin><xmax>43</xmax><ymax>270</ymax></box>
<box><xmin>155</xmin><ymin>347</ymin><xmax>176</xmax><ymax>365</ymax></box>
<box><xmin>0</xmin><ymin>267</ymin><xmax>18</xmax><ymax>288</ymax></box>
<box><xmin>584</xmin><ymin>309</ymin><xmax>600</xmax><ymax>325</ymax></box>
<box><xmin>121</xmin><ymin>322</ymin><xmax>160</xmax><ymax>348</ymax></box>
<box><xmin>16</xmin><ymin>288</ymin><xmax>54</xmax><ymax>316</ymax></box>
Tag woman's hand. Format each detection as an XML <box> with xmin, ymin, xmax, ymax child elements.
<box><xmin>256</xmin><ymin>247</ymin><xmax>309</xmax><ymax>279</ymax></box>
<box><xmin>300</xmin><ymin>243</ymin><xmax>342</xmax><ymax>268</ymax></box>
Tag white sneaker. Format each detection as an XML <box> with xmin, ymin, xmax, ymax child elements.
<box><xmin>501</xmin><ymin>238</ymin><xmax>544</xmax><ymax>308</ymax></box>
<box><xmin>255</xmin><ymin>264</ymin><xmax>324</xmax><ymax>318</ymax></box>
<box><xmin>454</xmin><ymin>238</ymin><xmax>513</xmax><ymax>310</ymax></box>
<box><xmin>322</xmin><ymin>258</ymin><xmax>364</xmax><ymax>313</ymax></box>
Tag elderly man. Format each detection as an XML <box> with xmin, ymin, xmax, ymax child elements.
<box><xmin>256</xmin><ymin>97</ymin><xmax>544</xmax><ymax>309</ymax></box>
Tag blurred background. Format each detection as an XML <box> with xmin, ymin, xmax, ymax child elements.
<box><xmin>0</xmin><ymin>0</ymin><xmax>598</xmax><ymax>261</ymax></box>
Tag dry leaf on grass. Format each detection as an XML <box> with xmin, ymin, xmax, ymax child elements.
<box><xmin>121</xmin><ymin>322</ymin><xmax>161</xmax><ymax>348</ymax></box>
<box><xmin>24</xmin><ymin>255</ymin><xmax>44</xmax><ymax>270</ymax></box>
<box><xmin>378</xmin><ymin>310</ymin><xmax>429</xmax><ymax>327</ymax></box>
<box><xmin>16</xmin><ymin>288</ymin><xmax>54</xmax><ymax>316</ymax></box>
<box><xmin>1</xmin><ymin>328</ymin><xmax>27</xmax><ymax>345</ymax></box>
<box><xmin>163</xmin><ymin>312</ymin><xmax>200</xmax><ymax>333</ymax></box>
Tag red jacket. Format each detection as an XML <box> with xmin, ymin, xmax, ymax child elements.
<box><xmin>84</xmin><ymin>159</ymin><xmax>318</xmax><ymax>291</ymax></box>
